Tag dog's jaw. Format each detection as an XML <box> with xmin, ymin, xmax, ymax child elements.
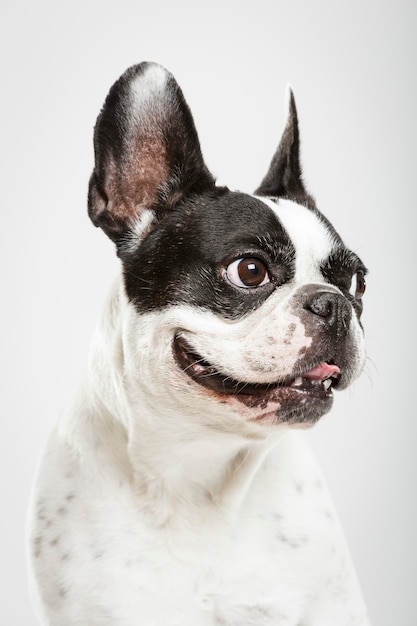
<box><xmin>173</xmin><ymin>333</ymin><xmax>340</xmax><ymax>427</ymax></box>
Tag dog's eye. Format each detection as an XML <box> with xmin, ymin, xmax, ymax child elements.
<box><xmin>350</xmin><ymin>271</ymin><xmax>366</xmax><ymax>299</ymax></box>
<box><xmin>226</xmin><ymin>257</ymin><xmax>270</xmax><ymax>288</ymax></box>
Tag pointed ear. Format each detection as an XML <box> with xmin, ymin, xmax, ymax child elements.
<box><xmin>255</xmin><ymin>88</ymin><xmax>311</xmax><ymax>202</ymax></box>
<box><xmin>88</xmin><ymin>62</ymin><xmax>215</xmax><ymax>246</ymax></box>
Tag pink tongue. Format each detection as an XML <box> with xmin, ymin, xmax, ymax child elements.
<box><xmin>303</xmin><ymin>362</ymin><xmax>340</xmax><ymax>381</ymax></box>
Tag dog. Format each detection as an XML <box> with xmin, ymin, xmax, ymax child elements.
<box><xmin>28</xmin><ymin>62</ymin><xmax>370</xmax><ymax>625</ymax></box>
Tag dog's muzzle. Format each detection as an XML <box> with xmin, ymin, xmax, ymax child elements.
<box><xmin>171</xmin><ymin>279</ymin><xmax>365</xmax><ymax>425</ymax></box>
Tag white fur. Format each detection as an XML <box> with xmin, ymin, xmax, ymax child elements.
<box><xmin>124</xmin><ymin>208</ymin><xmax>156</xmax><ymax>252</ymax></box>
<box><xmin>130</xmin><ymin>63</ymin><xmax>169</xmax><ymax>114</ymax></box>
<box><xmin>261</xmin><ymin>198</ymin><xmax>334</xmax><ymax>283</ymax></box>
<box><xmin>28</xmin><ymin>271</ymin><xmax>370</xmax><ymax>625</ymax></box>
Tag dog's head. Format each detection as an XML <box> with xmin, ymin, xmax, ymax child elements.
<box><xmin>88</xmin><ymin>62</ymin><xmax>367</xmax><ymax>431</ymax></box>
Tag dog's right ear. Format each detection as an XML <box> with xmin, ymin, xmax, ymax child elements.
<box><xmin>88</xmin><ymin>62</ymin><xmax>215</xmax><ymax>249</ymax></box>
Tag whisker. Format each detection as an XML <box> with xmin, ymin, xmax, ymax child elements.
<box><xmin>182</xmin><ymin>357</ymin><xmax>209</xmax><ymax>373</ymax></box>
<box><xmin>362</xmin><ymin>356</ymin><xmax>377</xmax><ymax>389</ymax></box>
<box><xmin>124</xmin><ymin>270</ymin><xmax>152</xmax><ymax>285</ymax></box>
<box><xmin>234</xmin><ymin>381</ymin><xmax>249</xmax><ymax>395</ymax></box>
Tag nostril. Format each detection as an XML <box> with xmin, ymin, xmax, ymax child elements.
<box><xmin>307</xmin><ymin>293</ymin><xmax>334</xmax><ymax>319</ymax></box>
<box><xmin>305</xmin><ymin>290</ymin><xmax>352</xmax><ymax>331</ymax></box>
<box><xmin>305</xmin><ymin>291</ymin><xmax>337</xmax><ymax>323</ymax></box>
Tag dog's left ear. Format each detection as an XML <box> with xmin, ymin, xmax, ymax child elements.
<box><xmin>88</xmin><ymin>62</ymin><xmax>216</xmax><ymax>248</ymax></box>
<box><xmin>255</xmin><ymin>88</ymin><xmax>312</xmax><ymax>203</ymax></box>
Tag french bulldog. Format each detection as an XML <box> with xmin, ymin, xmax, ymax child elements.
<box><xmin>28</xmin><ymin>62</ymin><xmax>370</xmax><ymax>625</ymax></box>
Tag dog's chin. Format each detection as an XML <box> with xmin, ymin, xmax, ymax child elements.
<box><xmin>173</xmin><ymin>335</ymin><xmax>341</xmax><ymax>427</ymax></box>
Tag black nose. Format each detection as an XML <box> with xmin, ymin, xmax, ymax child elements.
<box><xmin>305</xmin><ymin>290</ymin><xmax>352</xmax><ymax>336</ymax></box>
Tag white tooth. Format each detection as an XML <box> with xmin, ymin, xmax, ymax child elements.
<box><xmin>323</xmin><ymin>379</ymin><xmax>332</xmax><ymax>391</ymax></box>
<box><xmin>293</xmin><ymin>376</ymin><xmax>303</xmax><ymax>387</ymax></box>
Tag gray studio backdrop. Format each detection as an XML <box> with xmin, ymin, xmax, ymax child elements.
<box><xmin>1</xmin><ymin>0</ymin><xmax>415</xmax><ymax>624</ymax></box>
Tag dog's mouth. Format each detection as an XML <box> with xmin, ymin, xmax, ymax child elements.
<box><xmin>173</xmin><ymin>334</ymin><xmax>341</xmax><ymax>411</ymax></box>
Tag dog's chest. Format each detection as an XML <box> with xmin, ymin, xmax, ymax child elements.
<box><xmin>102</xmin><ymin>516</ymin><xmax>305</xmax><ymax>625</ymax></box>
<box><xmin>32</xmin><ymin>432</ymin><xmax>361</xmax><ymax>625</ymax></box>
<box><xmin>57</xmin><ymin>493</ymin><xmax>324</xmax><ymax>625</ymax></box>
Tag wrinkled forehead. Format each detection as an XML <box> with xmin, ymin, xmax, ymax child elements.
<box><xmin>259</xmin><ymin>197</ymin><xmax>336</xmax><ymax>282</ymax></box>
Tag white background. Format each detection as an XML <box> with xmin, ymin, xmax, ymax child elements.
<box><xmin>1</xmin><ymin>1</ymin><xmax>416</xmax><ymax>624</ymax></box>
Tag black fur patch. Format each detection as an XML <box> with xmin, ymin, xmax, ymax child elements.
<box><xmin>123</xmin><ymin>190</ymin><xmax>296</xmax><ymax>320</ymax></box>
<box><xmin>321</xmin><ymin>247</ymin><xmax>367</xmax><ymax>319</ymax></box>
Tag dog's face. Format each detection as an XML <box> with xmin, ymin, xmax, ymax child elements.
<box><xmin>88</xmin><ymin>63</ymin><xmax>366</xmax><ymax>431</ymax></box>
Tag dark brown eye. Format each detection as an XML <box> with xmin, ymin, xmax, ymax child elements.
<box><xmin>350</xmin><ymin>271</ymin><xmax>366</xmax><ymax>299</ymax></box>
<box><xmin>226</xmin><ymin>257</ymin><xmax>270</xmax><ymax>288</ymax></box>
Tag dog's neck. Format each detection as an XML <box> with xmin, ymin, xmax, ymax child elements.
<box><xmin>69</xmin><ymin>279</ymin><xmax>283</xmax><ymax>527</ymax></box>
<box><xmin>130</xmin><ymin>427</ymin><xmax>278</xmax><ymax>528</ymax></box>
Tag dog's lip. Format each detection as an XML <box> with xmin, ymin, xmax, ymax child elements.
<box><xmin>290</xmin><ymin>362</ymin><xmax>341</xmax><ymax>391</ymax></box>
<box><xmin>173</xmin><ymin>334</ymin><xmax>341</xmax><ymax>400</ymax></box>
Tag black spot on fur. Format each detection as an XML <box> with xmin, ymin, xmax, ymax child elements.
<box><xmin>58</xmin><ymin>587</ymin><xmax>68</xmax><ymax>599</ymax></box>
